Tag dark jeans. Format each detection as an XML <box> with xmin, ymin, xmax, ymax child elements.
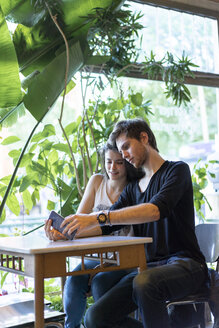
<box><xmin>84</xmin><ymin>256</ymin><xmax>208</xmax><ymax>328</ymax></box>
<box><xmin>64</xmin><ymin>260</ymin><xmax>129</xmax><ymax>328</ymax></box>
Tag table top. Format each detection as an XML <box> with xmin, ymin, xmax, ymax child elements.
<box><xmin>0</xmin><ymin>234</ymin><xmax>152</xmax><ymax>255</ymax></box>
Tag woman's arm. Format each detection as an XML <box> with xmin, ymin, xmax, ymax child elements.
<box><xmin>45</xmin><ymin>174</ymin><xmax>103</xmax><ymax>240</ymax></box>
<box><xmin>77</xmin><ymin>174</ymin><xmax>102</xmax><ymax>214</ymax></box>
<box><xmin>74</xmin><ymin>174</ymin><xmax>103</xmax><ymax>237</ymax></box>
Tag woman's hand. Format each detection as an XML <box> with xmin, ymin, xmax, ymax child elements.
<box><xmin>44</xmin><ymin>219</ymin><xmax>67</xmax><ymax>241</ymax></box>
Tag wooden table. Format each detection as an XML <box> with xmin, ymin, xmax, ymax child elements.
<box><xmin>0</xmin><ymin>234</ymin><xmax>152</xmax><ymax>328</ymax></box>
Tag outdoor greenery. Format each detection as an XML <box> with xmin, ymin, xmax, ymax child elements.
<box><xmin>0</xmin><ymin>0</ymin><xmax>198</xmax><ymax>221</ymax></box>
<box><xmin>192</xmin><ymin>159</ymin><xmax>216</xmax><ymax>221</ymax></box>
<box><xmin>142</xmin><ymin>51</ymin><xmax>198</xmax><ymax>106</ymax></box>
<box><xmin>0</xmin><ymin>90</ymin><xmax>152</xmax><ymax>220</ymax></box>
<box><xmin>23</xmin><ymin>278</ymin><xmax>64</xmax><ymax>312</ymax></box>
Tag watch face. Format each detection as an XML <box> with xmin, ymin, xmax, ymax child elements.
<box><xmin>97</xmin><ymin>212</ymin><xmax>107</xmax><ymax>226</ymax></box>
<box><xmin>98</xmin><ymin>214</ymin><xmax>106</xmax><ymax>223</ymax></box>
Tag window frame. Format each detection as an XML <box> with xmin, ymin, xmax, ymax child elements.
<box><xmin>84</xmin><ymin>0</ymin><xmax>219</xmax><ymax>88</ymax></box>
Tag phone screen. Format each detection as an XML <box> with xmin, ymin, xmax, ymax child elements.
<box><xmin>49</xmin><ymin>211</ymin><xmax>76</xmax><ymax>240</ymax></box>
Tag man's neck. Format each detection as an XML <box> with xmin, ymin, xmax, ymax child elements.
<box><xmin>138</xmin><ymin>151</ymin><xmax>165</xmax><ymax>192</ymax></box>
<box><xmin>142</xmin><ymin>149</ymin><xmax>165</xmax><ymax>177</ymax></box>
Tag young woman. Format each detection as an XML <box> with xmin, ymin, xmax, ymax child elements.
<box><xmin>45</xmin><ymin>143</ymin><xmax>143</xmax><ymax>328</ymax></box>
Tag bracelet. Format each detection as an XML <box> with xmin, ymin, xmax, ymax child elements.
<box><xmin>107</xmin><ymin>210</ymin><xmax>112</xmax><ymax>226</ymax></box>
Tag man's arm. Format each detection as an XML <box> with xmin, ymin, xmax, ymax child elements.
<box><xmin>109</xmin><ymin>203</ymin><xmax>160</xmax><ymax>225</ymax></box>
<box><xmin>61</xmin><ymin>162</ymin><xmax>192</xmax><ymax>236</ymax></box>
<box><xmin>61</xmin><ymin>202</ymin><xmax>160</xmax><ymax>237</ymax></box>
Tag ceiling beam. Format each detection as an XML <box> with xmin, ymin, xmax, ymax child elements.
<box><xmin>83</xmin><ymin>65</ymin><xmax>219</xmax><ymax>88</ymax></box>
<box><xmin>130</xmin><ymin>0</ymin><xmax>219</xmax><ymax>19</ymax></box>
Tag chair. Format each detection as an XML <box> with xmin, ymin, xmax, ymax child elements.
<box><xmin>166</xmin><ymin>223</ymin><xmax>219</xmax><ymax>328</ymax></box>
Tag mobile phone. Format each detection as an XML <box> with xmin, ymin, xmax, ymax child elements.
<box><xmin>48</xmin><ymin>210</ymin><xmax>76</xmax><ymax>240</ymax></box>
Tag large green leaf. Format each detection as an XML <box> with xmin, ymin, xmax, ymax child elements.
<box><xmin>12</xmin><ymin>0</ymin><xmax>122</xmax><ymax>75</ymax></box>
<box><xmin>23</xmin><ymin>40</ymin><xmax>84</xmax><ymax>121</ymax></box>
<box><xmin>0</xmin><ymin>102</ymin><xmax>25</xmax><ymax>127</ymax></box>
<box><xmin>0</xmin><ymin>0</ymin><xmax>46</xmax><ymax>26</ymax></box>
<box><xmin>22</xmin><ymin>189</ymin><xmax>33</xmax><ymax>211</ymax></box>
<box><xmin>6</xmin><ymin>193</ymin><xmax>20</xmax><ymax>216</ymax></box>
<box><xmin>63</xmin><ymin>0</ymin><xmax>120</xmax><ymax>31</ymax></box>
<box><xmin>0</xmin><ymin>5</ymin><xmax>22</xmax><ymax>108</ymax></box>
<box><xmin>1</xmin><ymin>136</ymin><xmax>20</xmax><ymax>145</ymax></box>
<box><xmin>13</xmin><ymin>19</ymin><xmax>62</xmax><ymax>73</ymax></box>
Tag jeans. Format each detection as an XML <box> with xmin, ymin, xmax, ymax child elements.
<box><xmin>64</xmin><ymin>259</ymin><xmax>130</xmax><ymax>328</ymax></box>
<box><xmin>84</xmin><ymin>256</ymin><xmax>208</xmax><ymax>328</ymax></box>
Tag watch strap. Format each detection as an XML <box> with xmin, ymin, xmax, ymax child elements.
<box><xmin>107</xmin><ymin>210</ymin><xmax>112</xmax><ymax>226</ymax></box>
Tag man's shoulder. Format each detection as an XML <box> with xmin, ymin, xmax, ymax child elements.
<box><xmin>164</xmin><ymin>160</ymin><xmax>191</xmax><ymax>178</ymax></box>
<box><xmin>165</xmin><ymin>160</ymin><xmax>189</xmax><ymax>170</ymax></box>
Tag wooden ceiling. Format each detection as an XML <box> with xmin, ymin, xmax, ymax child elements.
<box><xmin>131</xmin><ymin>0</ymin><xmax>219</xmax><ymax>19</ymax></box>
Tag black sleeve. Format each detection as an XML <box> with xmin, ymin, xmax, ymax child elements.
<box><xmin>101</xmin><ymin>183</ymin><xmax>134</xmax><ymax>235</ymax></box>
<box><xmin>149</xmin><ymin>162</ymin><xmax>193</xmax><ymax>219</ymax></box>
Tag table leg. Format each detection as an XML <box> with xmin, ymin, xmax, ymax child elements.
<box><xmin>34</xmin><ymin>254</ymin><xmax>44</xmax><ymax>328</ymax></box>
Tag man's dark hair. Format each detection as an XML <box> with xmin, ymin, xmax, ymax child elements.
<box><xmin>109</xmin><ymin>118</ymin><xmax>159</xmax><ymax>152</ymax></box>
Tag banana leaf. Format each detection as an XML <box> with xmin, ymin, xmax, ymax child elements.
<box><xmin>0</xmin><ymin>5</ymin><xmax>22</xmax><ymax>108</ymax></box>
<box><xmin>0</xmin><ymin>102</ymin><xmax>25</xmax><ymax>127</ymax></box>
<box><xmin>13</xmin><ymin>0</ymin><xmax>121</xmax><ymax>74</ymax></box>
<box><xmin>0</xmin><ymin>0</ymin><xmax>123</xmax><ymax>110</ymax></box>
<box><xmin>0</xmin><ymin>0</ymin><xmax>46</xmax><ymax>26</ymax></box>
<box><xmin>23</xmin><ymin>40</ymin><xmax>84</xmax><ymax>121</ymax></box>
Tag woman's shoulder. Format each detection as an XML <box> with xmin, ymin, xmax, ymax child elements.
<box><xmin>88</xmin><ymin>173</ymin><xmax>105</xmax><ymax>189</ymax></box>
<box><xmin>90</xmin><ymin>173</ymin><xmax>104</xmax><ymax>181</ymax></box>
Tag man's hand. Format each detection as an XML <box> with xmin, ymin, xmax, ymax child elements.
<box><xmin>44</xmin><ymin>219</ymin><xmax>67</xmax><ymax>241</ymax></box>
<box><xmin>61</xmin><ymin>213</ymin><xmax>98</xmax><ymax>237</ymax></box>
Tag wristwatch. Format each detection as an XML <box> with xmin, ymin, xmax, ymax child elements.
<box><xmin>97</xmin><ymin>211</ymin><xmax>112</xmax><ymax>227</ymax></box>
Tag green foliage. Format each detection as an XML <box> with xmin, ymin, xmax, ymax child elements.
<box><xmin>0</xmin><ymin>0</ymin><xmax>122</xmax><ymax>115</ymax></box>
<box><xmin>142</xmin><ymin>51</ymin><xmax>198</xmax><ymax>107</ymax></box>
<box><xmin>1</xmin><ymin>136</ymin><xmax>21</xmax><ymax>145</ymax></box>
<box><xmin>85</xmin><ymin>3</ymin><xmax>144</xmax><ymax>72</ymax></box>
<box><xmin>0</xmin><ymin>120</ymin><xmax>41</xmax><ymax>220</ymax></box>
<box><xmin>22</xmin><ymin>278</ymin><xmax>63</xmax><ymax>312</ymax></box>
<box><xmin>31</xmin><ymin>0</ymin><xmax>62</xmax><ymax>12</ymax></box>
<box><xmin>0</xmin><ymin>103</ymin><xmax>26</xmax><ymax>129</ymax></box>
<box><xmin>23</xmin><ymin>40</ymin><xmax>84</xmax><ymax>121</ymax></box>
<box><xmin>0</xmin><ymin>271</ymin><xmax>9</xmax><ymax>289</ymax></box>
<box><xmin>0</xmin><ymin>5</ymin><xmax>22</xmax><ymax>108</ymax></box>
<box><xmin>192</xmin><ymin>159</ymin><xmax>216</xmax><ymax>221</ymax></box>
<box><xmin>0</xmin><ymin>0</ymin><xmax>195</xmax><ymax>125</ymax></box>
<box><xmin>0</xmin><ymin>1</ymin><xmax>196</xmax><ymax>223</ymax></box>
<box><xmin>0</xmin><ymin>91</ymin><xmax>152</xmax><ymax>219</ymax></box>
<box><xmin>44</xmin><ymin>278</ymin><xmax>63</xmax><ymax>312</ymax></box>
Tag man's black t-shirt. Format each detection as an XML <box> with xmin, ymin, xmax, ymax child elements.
<box><xmin>102</xmin><ymin>161</ymin><xmax>205</xmax><ymax>265</ymax></box>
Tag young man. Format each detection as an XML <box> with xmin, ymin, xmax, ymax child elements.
<box><xmin>60</xmin><ymin>118</ymin><xmax>209</xmax><ymax>328</ymax></box>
